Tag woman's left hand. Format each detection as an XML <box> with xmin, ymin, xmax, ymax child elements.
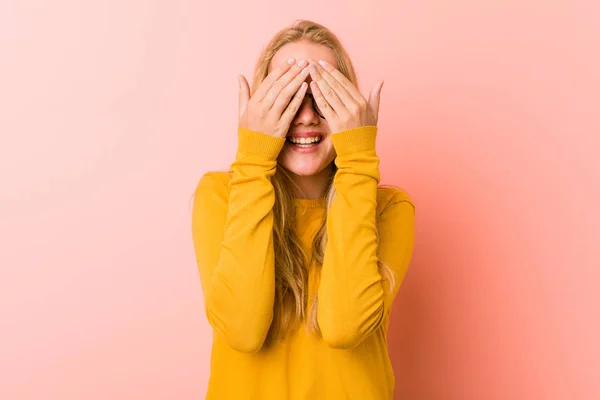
<box><xmin>307</xmin><ymin>59</ymin><xmax>383</xmax><ymax>134</ymax></box>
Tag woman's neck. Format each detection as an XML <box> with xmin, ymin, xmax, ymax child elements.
<box><xmin>286</xmin><ymin>163</ymin><xmax>334</xmax><ymax>200</ymax></box>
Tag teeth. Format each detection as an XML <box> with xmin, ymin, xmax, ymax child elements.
<box><xmin>288</xmin><ymin>136</ymin><xmax>321</xmax><ymax>144</ymax></box>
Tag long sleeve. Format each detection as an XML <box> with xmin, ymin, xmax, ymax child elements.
<box><xmin>317</xmin><ymin>126</ymin><xmax>415</xmax><ymax>349</ymax></box>
<box><xmin>191</xmin><ymin>127</ymin><xmax>286</xmax><ymax>353</ymax></box>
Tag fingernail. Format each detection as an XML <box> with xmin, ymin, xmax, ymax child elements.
<box><xmin>298</xmin><ymin>59</ymin><xmax>306</xmax><ymax>67</ymax></box>
<box><xmin>318</xmin><ymin>60</ymin><xmax>326</xmax><ymax>66</ymax></box>
<box><xmin>287</xmin><ymin>57</ymin><xmax>295</xmax><ymax>65</ymax></box>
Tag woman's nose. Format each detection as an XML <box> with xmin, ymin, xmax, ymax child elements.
<box><xmin>293</xmin><ymin>99</ymin><xmax>319</xmax><ymax>124</ymax></box>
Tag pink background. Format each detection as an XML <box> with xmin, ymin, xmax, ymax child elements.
<box><xmin>1</xmin><ymin>1</ymin><xmax>599</xmax><ymax>399</ymax></box>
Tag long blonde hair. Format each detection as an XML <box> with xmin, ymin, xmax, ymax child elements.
<box><xmin>246</xmin><ymin>20</ymin><xmax>396</xmax><ymax>342</ymax></box>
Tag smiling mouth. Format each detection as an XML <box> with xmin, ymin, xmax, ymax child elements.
<box><xmin>286</xmin><ymin>136</ymin><xmax>323</xmax><ymax>147</ymax></box>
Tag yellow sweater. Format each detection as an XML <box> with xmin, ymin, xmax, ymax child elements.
<box><xmin>191</xmin><ymin>126</ymin><xmax>415</xmax><ymax>399</ymax></box>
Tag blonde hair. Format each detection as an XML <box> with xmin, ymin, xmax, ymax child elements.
<box><xmin>247</xmin><ymin>20</ymin><xmax>396</xmax><ymax>342</ymax></box>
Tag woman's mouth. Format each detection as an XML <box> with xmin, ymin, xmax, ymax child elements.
<box><xmin>285</xmin><ymin>135</ymin><xmax>323</xmax><ymax>153</ymax></box>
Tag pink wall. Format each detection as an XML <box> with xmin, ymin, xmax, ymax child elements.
<box><xmin>1</xmin><ymin>1</ymin><xmax>598</xmax><ymax>399</ymax></box>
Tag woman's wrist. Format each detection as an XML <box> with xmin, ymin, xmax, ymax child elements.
<box><xmin>331</xmin><ymin>126</ymin><xmax>378</xmax><ymax>156</ymax></box>
<box><xmin>237</xmin><ymin>127</ymin><xmax>286</xmax><ymax>160</ymax></box>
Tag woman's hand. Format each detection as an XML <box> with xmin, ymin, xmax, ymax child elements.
<box><xmin>307</xmin><ymin>59</ymin><xmax>383</xmax><ymax>134</ymax></box>
<box><xmin>238</xmin><ymin>58</ymin><xmax>310</xmax><ymax>139</ymax></box>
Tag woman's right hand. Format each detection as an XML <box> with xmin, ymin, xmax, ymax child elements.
<box><xmin>238</xmin><ymin>58</ymin><xmax>310</xmax><ymax>139</ymax></box>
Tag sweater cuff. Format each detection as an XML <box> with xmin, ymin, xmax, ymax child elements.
<box><xmin>330</xmin><ymin>126</ymin><xmax>378</xmax><ymax>155</ymax></box>
<box><xmin>237</xmin><ymin>127</ymin><xmax>286</xmax><ymax>160</ymax></box>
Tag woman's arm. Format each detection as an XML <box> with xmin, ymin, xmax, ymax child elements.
<box><xmin>317</xmin><ymin>126</ymin><xmax>415</xmax><ymax>349</ymax></box>
<box><xmin>191</xmin><ymin>128</ymin><xmax>286</xmax><ymax>353</ymax></box>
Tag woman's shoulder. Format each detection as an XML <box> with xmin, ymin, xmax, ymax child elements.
<box><xmin>193</xmin><ymin>170</ymin><xmax>233</xmax><ymax>203</ymax></box>
<box><xmin>197</xmin><ymin>170</ymin><xmax>232</xmax><ymax>187</ymax></box>
<box><xmin>376</xmin><ymin>185</ymin><xmax>415</xmax><ymax>215</ymax></box>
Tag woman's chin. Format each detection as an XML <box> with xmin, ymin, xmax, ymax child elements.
<box><xmin>277</xmin><ymin>148</ymin><xmax>336</xmax><ymax>177</ymax></box>
<box><xmin>279</xmin><ymin>162</ymin><xmax>321</xmax><ymax>177</ymax></box>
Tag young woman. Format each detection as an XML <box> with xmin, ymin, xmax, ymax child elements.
<box><xmin>191</xmin><ymin>20</ymin><xmax>415</xmax><ymax>399</ymax></box>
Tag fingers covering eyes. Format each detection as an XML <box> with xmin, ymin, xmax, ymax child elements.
<box><xmin>281</xmin><ymin>82</ymin><xmax>308</xmax><ymax>124</ymax></box>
